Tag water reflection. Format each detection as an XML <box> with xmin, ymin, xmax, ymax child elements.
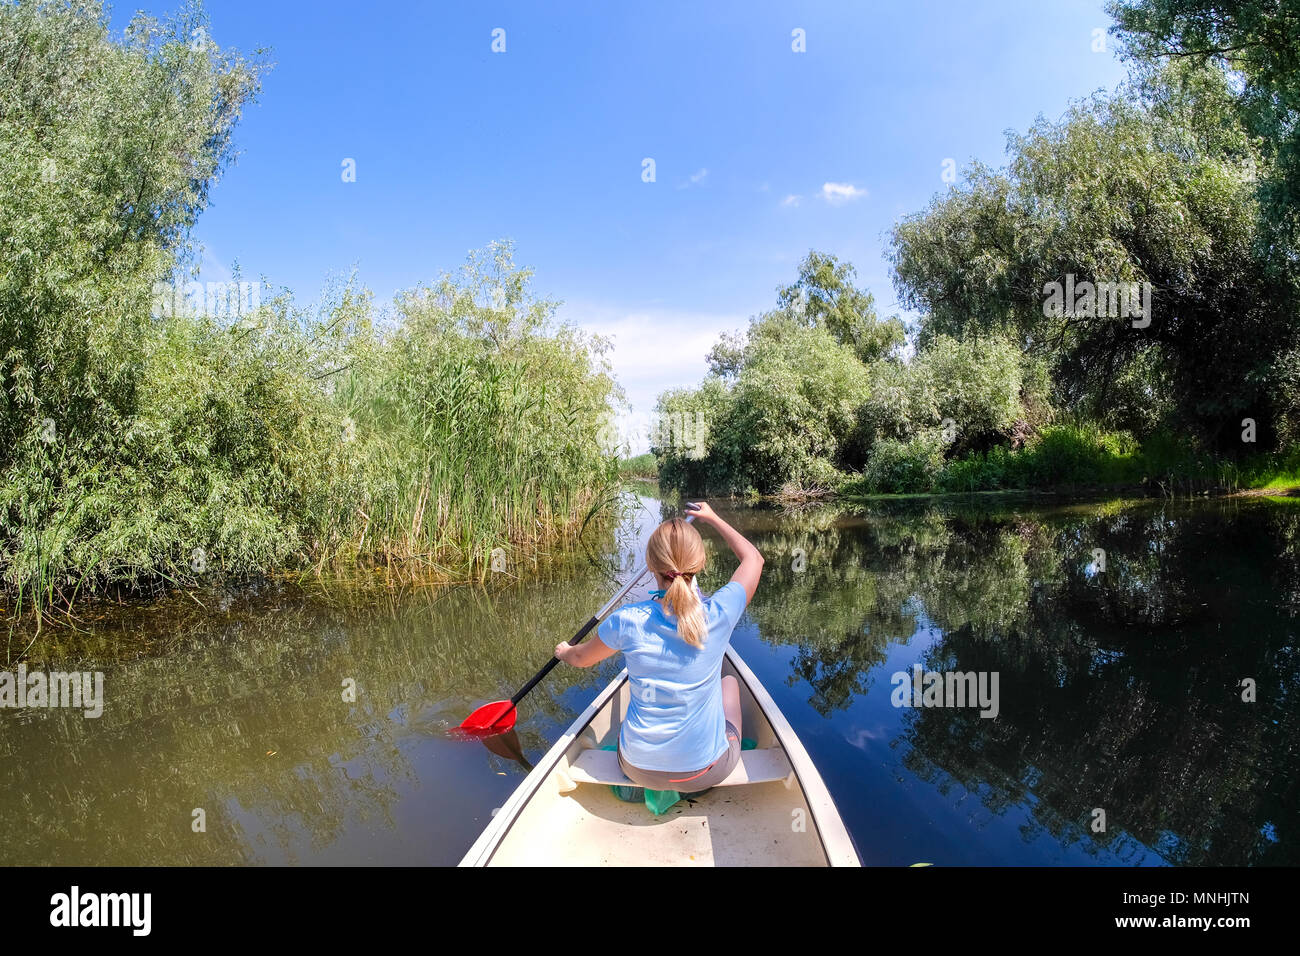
<box><xmin>0</xmin><ymin>512</ymin><xmax>649</xmax><ymax>865</ymax></box>
<box><xmin>735</xmin><ymin>496</ymin><xmax>1300</xmax><ymax>865</ymax></box>
<box><xmin>2</xmin><ymin>493</ymin><xmax>1296</xmax><ymax>865</ymax></box>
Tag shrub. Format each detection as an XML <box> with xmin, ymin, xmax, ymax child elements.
<box><xmin>855</xmin><ymin>334</ymin><xmax>1025</xmax><ymax>457</ymax></box>
<box><xmin>618</xmin><ymin>454</ymin><xmax>658</xmax><ymax>477</ymax></box>
<box><xmin>654</xmin><ymin>322</ymin><xmax>871</xmax><ymax>494</ymax></box>
<box><xmin>1024</xmin><ymin>424</ymin><xmax>1140</xmax><ymax>485</ymax></box>
<box><xmin>860</xmin><ymin>432</ymin><xmax>947</xmax><ymax>493</ymax></box>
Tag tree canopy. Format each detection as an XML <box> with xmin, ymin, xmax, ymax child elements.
<box><xmin>889</xmin><ymin>65</ymin><xmax>1300</xmax><ymax>448</ymax></box>
<box><xmin>1109</xmin><ymin>0</ymin><xmax>1300</xmax><ymax>240</ymax></box>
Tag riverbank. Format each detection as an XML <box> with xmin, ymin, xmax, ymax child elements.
<box><xmin>835</xmin><ymin>481</ymin><xmax>1300</xmax><ymax>507</ymax></box>
<box><xmin>1</xmin><ymin>245</ymin><xmax>624</xmax><ymax>626</ymax></box>
<box><xmin>0</xmin><ymin>10</ymin><xmax>625</xmax><ymax>625</ymax></box>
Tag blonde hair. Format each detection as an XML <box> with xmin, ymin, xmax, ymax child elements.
<box><xmin>646</xmin><ymin>518</ymin><xmax>708</xmax><ymax>648</ymax></box>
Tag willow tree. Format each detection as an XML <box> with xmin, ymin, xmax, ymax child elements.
<box><xmin>656</xmin><ymin>252</ymin><xmax>898</xmax><ymax>495</ymax></box>
<box><xmin>0</xmin><ymin>0</ymin><xmax>263</xmax><ymax>459</ymax></box>
<box><xmin>1109</xmin><ymin>0</ymin><xmax>1300</xmax><ymax>241</ymax></box>
<box><xmin>889</xmin><ymin>66</ymin><xmax>1299</xmax><ymax>448</ymax></box>
<box><xmin>0</xmin><ymin>0</ymin><xmax>264</xmax><ymax>612</ymax></box>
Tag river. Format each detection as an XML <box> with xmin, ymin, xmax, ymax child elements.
<box><xmin>2</xmin><ymin>489</ymin><xmax>1296</xmax><ymax>865</ymax></box>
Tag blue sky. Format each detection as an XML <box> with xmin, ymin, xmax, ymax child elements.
<box><xmin>113</xmin><ymin>0</ymin><xmax>1129</xmax><ymax>448</ymax></box>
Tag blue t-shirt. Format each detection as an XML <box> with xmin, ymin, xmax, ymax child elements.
<box><xmin>596</xmin><ymin>581</ymin><xmax>749</xmax><ymax>772</ymax></box>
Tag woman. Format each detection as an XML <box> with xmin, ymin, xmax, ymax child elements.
<box><xmin>554</xmin><ymin>500</ymin><xmax>764</xmax><ymax>791</ymax></box>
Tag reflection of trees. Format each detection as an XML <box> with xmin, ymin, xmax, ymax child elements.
<box><xmin>0</xmin><ymin>517</ymin><xmax>640</xmax><ymax>864</ymax></box>
<box><xmin>904</xmin><ymin>612</ymin><xmax>1289</xmax><ymax>865</ymax></box>
<box><xmin>742</xmin><ymin>503</ymin><xmax>1039</xmax><ymax>714</ymax></box>
<box><xmin>743</xmin><ymin>496</ymin><xmax>1300</xmax><ymax>864</ymax></box>
<box><xmin>756</xmin><ymin>526</ymin><xmax>901</xmax><ymax>715</ymax></box>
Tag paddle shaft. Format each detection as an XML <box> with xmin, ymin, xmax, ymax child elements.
<box><xmin>508</xmin><ymin>514</ymin><xmax>695</xmax><ymax>707</ymax></box>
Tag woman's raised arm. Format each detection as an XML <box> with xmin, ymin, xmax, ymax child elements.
<box><xmin>685</xmin><ymin>501</ymin><xmax>763</xmax><ymax>605</ymax></box>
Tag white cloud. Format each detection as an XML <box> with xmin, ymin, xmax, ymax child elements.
<box><xmin>677</xmin><ymin>168</ymin><xmax>709</xmax><ymax>189</ymax></box>
<box><xmin>563</xmin><ymin>303</ymin><xmax>746</xmax><ymax>453</ymax></box>
<box><xmin>820</xmin><ymin>181</ymin><xmax>867</xmax><ymax>204</ymax></box>
<box><xmin>781</xmin><ymin>194</ymin><xmax>802</xmax><ymax>207</ymax></box>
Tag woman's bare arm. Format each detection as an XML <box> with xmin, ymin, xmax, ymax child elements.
<box><xmin>555</xmin><ymin>634</ymin><xmax>617</xmax><ymax>668</ymax></box>
<box><xmin>686</xmin><ymin>501</ymin><xmax>763</xmax><ymax>604</ymax></box>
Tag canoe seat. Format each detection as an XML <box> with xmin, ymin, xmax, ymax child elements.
<box><xmin>559</xmin><ymin>747</ymin><xmax>795</xmax><ymax>793</ymax></box>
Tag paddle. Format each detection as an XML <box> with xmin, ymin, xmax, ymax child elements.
<box><xmin>459</xmin><ymin>513</ymin><xmax>695</xmax><ymax>735</ymax></box>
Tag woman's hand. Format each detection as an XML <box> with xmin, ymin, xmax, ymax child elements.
<box><xmin>554</xmin><ymin>641</ymin><xmax>573</xmax><ymax>663</ymax></box>
<box><xmin>685</xmin><ymin>500</ymin><xmax>719</xmax><ymax>523</ymax></box>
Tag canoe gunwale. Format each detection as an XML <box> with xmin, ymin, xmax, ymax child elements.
<box><xmin>457</xmin><ymin>664</ymin><xmax>630</xmax><ymax>867</ymax></box>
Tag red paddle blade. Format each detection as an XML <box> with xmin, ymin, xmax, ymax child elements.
<box><xmin>460</xmin><ymin>700</ymin><xmax>517</xmax><ymax>734</ymax></box>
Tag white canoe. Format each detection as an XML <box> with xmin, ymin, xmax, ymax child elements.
<box><xmin>459</xmin><ymin>646</ymin><xmax>860</xmax><ymax>866</ymax></box>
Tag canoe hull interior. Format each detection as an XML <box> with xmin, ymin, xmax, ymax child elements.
<box><xmin>460</xmin><ymin>648</ymin><xmax>860</xmax><ymax>867</ymax></box>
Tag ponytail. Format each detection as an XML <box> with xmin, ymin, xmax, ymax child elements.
<box><xmin>646</xmin><ymin>517</ymin><xmax>708</xmax><ymax>648</ymax></box>
<box><xmin>662</xmin><ymin>572</ymin><xmax>707</xmax><ymax>648</ymax></box>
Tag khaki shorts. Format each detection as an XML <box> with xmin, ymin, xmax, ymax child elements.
<box><xmin>617</xmin><ymin>721</ymin><xmax>742</xmax><ymax>791</ymax></box>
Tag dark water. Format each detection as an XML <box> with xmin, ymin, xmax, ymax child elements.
<box><xmin>2</xmin><ymin>491</ymin><xmax>1297</xmax><ymax>865</ymax></box>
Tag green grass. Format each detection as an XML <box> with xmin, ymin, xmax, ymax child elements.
<box><xmin>1251</xmin><ymin>473</ymin><xmax>1300</xmax><ymax>490</ymax></box>
<box><xmin>841</xmin><ymin>424</ymin><xmax>1300</xmax><ymax>499</ymax></box>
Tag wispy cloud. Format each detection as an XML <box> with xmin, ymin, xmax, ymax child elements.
<box><xmin>820</xmin><ymin>181</ymin><xmax>867</xmax><ymax>204</ymax></box>
<box><xmin>781</xmin><ymin>194</ymin><xmax>802</xmax><ymax>207</ymax></box>
<box><xmin>198</xmin><ymin>245</ymin><xmax>234</xmax><ymax>283</ymax></box>
<box><xmin>677</xmin><ymin>168</ymin><xmax>709</xmax><ymax>189</ymax></box>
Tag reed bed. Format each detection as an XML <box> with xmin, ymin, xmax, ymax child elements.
<box><xmin>2</xmin><ymin>244</ymin><xmax>624</xmax><ymax>631</ymax></box>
